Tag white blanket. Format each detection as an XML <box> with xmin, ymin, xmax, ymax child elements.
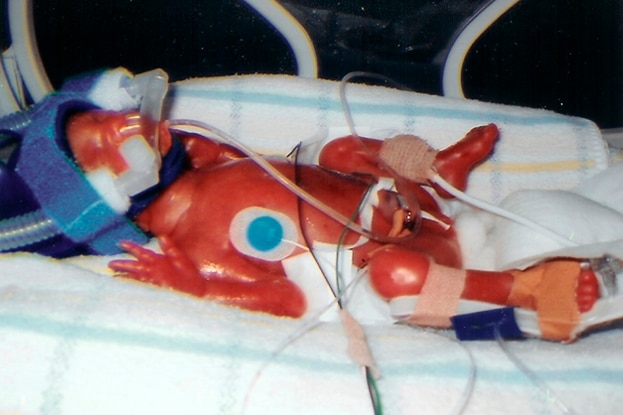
<box><xmin>1</xmin><ymin>75</ymin><xmax>621</xmax><ymax>415</ymax></box>
<box><xmin>1</xmin><ymin>254</ymin><xmax>622</xmax><ymax>415</ymax></box>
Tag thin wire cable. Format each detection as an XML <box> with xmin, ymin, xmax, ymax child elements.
<box><xmin>365</xmin><ymin>365</ymin><xmax>384</xmax><ymax>415</ymax></box>
<box><xmin>447</xmin><ymin>338</ymin><xmax>477</xmax><ymax>415</ymax></box>
<box><xmin>335</xmin><ymin>177</ymin><xmax>377</xmax><ymax>306</ymax></box>
<box><xmin>293</xmin><ymin>143</ymin><xmax>383</xmax><ymax>414</ymax></box>
<box><xmin>331</xmin><ymin>173</ymin><xmax>384</xmax><ymax>415</ymax></box>
<box><xmin>292</xmin><ymin>141</ymin><xmax>339</xmax><ymax>301</ymax></box>
<box><xmin>494</xmin><ymin>327</ymin><xmax>579</xmax><ymax>415</ymax></box>
<box><xmin>406</xmin><ymin>327</ymin><xmax>478</xmax><ymax>415</ymax></box>
<box><xmin>239</xmin><ymin>270</ymin><xmax>369</xmax><ymax>415</ymax></box>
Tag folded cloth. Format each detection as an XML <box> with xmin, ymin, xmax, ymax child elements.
<box><xmin>459</xmin><ymin>161</ymin><xmax>623</xmax><ymax>270</ymax></box>
<box><xmin>1</xmin><ymin>253</ymin><xmax>622</xmax><ymax>415</ymax></box>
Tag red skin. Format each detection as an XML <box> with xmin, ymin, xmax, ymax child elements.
<box><xmin>66</xmin><ymin>110</ymin><xmax>174</xmax><ymax>175</ymax></box>
<box><xmin>318</xmin><ymin>124</ymin><xmax>500</xmax><ymax>199</ymax></box>
<box><xmin>119</xmin><ymin>159</ymin><xmax>368</xmax><ymax>317</ymax></box>
<box><xmin>66</xmin><ymin>111</ymin><xmax>599</xmax><ymax>319</ymax></box>
<box><xmin>318</xmin><ymin>124</ymin><xmax>517</xmax><ymax>305</ymax></box>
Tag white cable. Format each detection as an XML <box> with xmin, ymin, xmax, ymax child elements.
<box><xmin>495</xmin><ymin>331</ymin><xmax>578</xmax><ymax>415</ymax></box>
<box><xmin>448</xmin><ymin>339</ymin><xmax>477</xmax><ymax>415</ymax></box>
<box><xmin>339</xmin><ymin>72</ymin><xmax>365</xmax><ymax>137</ymax></box>
<box><xmin>431</xmin><ymin>174</ymin><xmax>579</xmax><ymax>248</ymax></box>
<box><xmin>239</xmin><ymin>271</ymin><xmax>368</xmax><ymax>415</ymax></box>
<box><xmin>169</xmin><ymin>119</ymin><xmax>365</xmax><ymax>234</ymax></box>
<box><xmin>339</xmin><ymin>71</ymin><xmax>411</xmax><ymax>138</ymax></box>
<box><xmin>442</xmin><ymin>0</ymin><xmax>519</xmax><ymax>98</ymax></box>
<box><xmin>8</xmin><ymin>0</ymin><xmax>53</xmax><ymax>103</ymax></box>
<box><xmin>243</xmin><ymin>0</ymin><xmax>317</xmax><ymax>78</ymax></box>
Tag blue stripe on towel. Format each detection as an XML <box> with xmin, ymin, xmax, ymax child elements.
<box><xmin>0</xmin><ymin>313</ymin><xmax>349</xmax><ymax>373</ymax></box>
<box><xmin>387</xmin><ymin>361</ymin><xmax>623</xmax><ymax>386</ymax></box>
<box><xmin>169</xmin><ymin>85</ymin><xmax>592</xmax><ymax>128</ymax></box>
<box><xmin>2</xmin><ymin>312</ymin><xmax>622</xmax><ymax>388</ymax></box>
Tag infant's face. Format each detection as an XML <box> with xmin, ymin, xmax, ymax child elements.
<box><xmin>66</xmin><ymin>110</ymin><xmax>140</xmax><ymax>175</ymax></box>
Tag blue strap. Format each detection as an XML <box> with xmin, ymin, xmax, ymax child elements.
<box><xmin>14</xmin><ymin>91</ymin><xmax>148</xmax><ymax>255</ymax></box>
<box><xmin>451</xmin><ymin>307</ymin><xmax>524</xmax><ymax>341</ymax></box>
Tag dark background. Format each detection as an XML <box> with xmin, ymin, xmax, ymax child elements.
<box><xmin>9</xmin><ymin>0</ymin><xmax>623</xmax><ymax>129</ymax></box>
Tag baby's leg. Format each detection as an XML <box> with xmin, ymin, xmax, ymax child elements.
<box><xmin>367</xmin><ymin>248</ymin><xmax>599</xmax><ymax>340</ymax></box>
<box><xmin>367</xmin><ymin>246</ymin><xmax>514</xmax><ymax>327</ymax></box>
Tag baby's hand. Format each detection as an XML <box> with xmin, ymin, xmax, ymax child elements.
<box><xmin>109</xmin><ymin>236</ymin><xmax>206</xmax><ymax>297</ymax></box>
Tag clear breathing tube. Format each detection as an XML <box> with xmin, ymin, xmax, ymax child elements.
<box><xmin>0</xmin><ymin>209</ymin><xmax>60</xmax><ymax>251</ymax></box>
<box><xmin>0</xmin><ymin>106</ymin><xmax>34</xmax><ymax>134</ymax></box>
<box><xmin>0</xmin><ymin>109</ymin><xmax>57</xmax><ymax>251</ymax></box>
<box><xmin>0</xmin><ymin>68</ymin><xmax>168</xmax><ymax>253</ymax></box>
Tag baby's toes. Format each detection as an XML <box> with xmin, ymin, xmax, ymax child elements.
<box><xmin>576</xmin><ymin>269</ymin><xmax>599</xmax><ymax>313</ymax></box>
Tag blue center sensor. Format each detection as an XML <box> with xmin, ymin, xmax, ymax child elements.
<box><xmin>247</xmin><ymin>215</ymin><xmax>284</xmax><ymax>252</ymax></box>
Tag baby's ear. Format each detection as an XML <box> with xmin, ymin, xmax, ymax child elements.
<box><xmin>158</xmin><ymin>122</ymin><xmax>173</xmax><ymax>155</ymax></box>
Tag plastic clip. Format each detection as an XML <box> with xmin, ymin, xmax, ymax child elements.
<box><xmin>120</xmin><ymin>69</ymin><xmax>168</xmax><ymax>168</ymax></box>
<box><xmin>589</xmin><ymin>255</ymin><xmax>621</xmax><ymax>298</ymax></box>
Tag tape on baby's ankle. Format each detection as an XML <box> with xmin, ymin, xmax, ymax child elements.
<box><xmin>379</xmin><ymin>135</ymin><xmax>437</xmax><ymax>183</ymax></box>
<box><xmin>406</xmin><ymin>263</ymin><xmax>466</xmax><ymax>328</ymax></box>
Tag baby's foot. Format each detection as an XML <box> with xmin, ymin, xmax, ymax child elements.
<box><xmin>576</xmin><ymin>268</ymin><xmax>600</xmax><ymax>313</ymax></box>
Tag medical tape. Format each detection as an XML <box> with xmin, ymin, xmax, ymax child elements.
<box><xmin>378</xmin><ymin>134</ymin><xmax>438</xmax><ymax>183</ymax></box>
<box><xmin>406</xmin><ymin>263</ymin><xmax>467</xmax><ymax>328</ymax></box>
<box><xmin>340</xmin><ymin>309</ymin><xmax>381</xmax><ymax>379</ymax></box>
<box><xmin>508</xmin><ymin>260</ymin><xmax>581</xmax><ymax>341</ymax></box>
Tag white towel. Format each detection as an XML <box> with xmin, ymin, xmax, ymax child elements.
<box><xmin>166</xmin><ymin>74</ymin><xmax>608</xmax><ymax>204</ymax></box>
<box><xmin>1</xmin><ymin>253</ymin><xmax>622</xmax><ymax>415</ymax></box>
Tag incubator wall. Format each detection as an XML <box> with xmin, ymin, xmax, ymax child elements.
<box><xmin>7</xmin><ymin>0</ymin><xmax>623</xmax><ymax>130</ymax></box>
